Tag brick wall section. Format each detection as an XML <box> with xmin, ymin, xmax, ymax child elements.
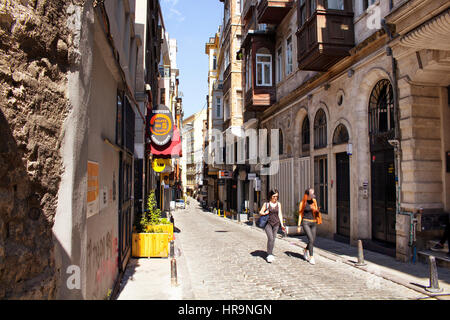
<box><xmin>0</xmin><ymin>0</ymin><xmax>77</xmax><ymax>299</ymax></box>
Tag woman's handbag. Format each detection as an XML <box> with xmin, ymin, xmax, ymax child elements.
<box><xmin>257</xmin><ymin>203</ymin><xmax>270</xmax><ymax>228</ymax></box>
<box><xmin>257</xmin><ymin>214</ymin><xmax>269</xmax><ymax>228</ymax></box>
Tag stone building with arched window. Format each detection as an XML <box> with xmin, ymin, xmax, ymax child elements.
<box><xmin>233</xmin><ymin>0</ymin><xmax>450</xmax><ymax>262</ymax></box>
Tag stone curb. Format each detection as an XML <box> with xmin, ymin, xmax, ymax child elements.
<box><xmin>199</xmin><ymin>209</ymin><xmax>447</xmax><ymax>300</ymax></box>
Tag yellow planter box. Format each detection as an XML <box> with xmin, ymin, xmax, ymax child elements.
<box><xmin>146</xmin><ymin>224</ymin><xmax>174</xmax><ymax>241</ymax></box>
<box><xmin>132</xmin><ymin>233</ymin><xmax>169</xmax><ymax>258</ymax></box>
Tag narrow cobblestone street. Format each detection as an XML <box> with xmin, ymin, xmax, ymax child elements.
<box><xmin>171</xmin><ymin>200</ymin><xmax>432</xmax><ymax>300</ymax></box>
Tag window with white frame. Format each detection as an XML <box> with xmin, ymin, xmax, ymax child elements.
<box><xmin>225</xmin><ymin>49</ymin><xmax>230</xmax><ymax>69</ymax></box>
<box><xmin>212</xmin><ymin>55</ymin><xmax>217</xmax><ymax>70</ymax></box>
<box><xmin>276</xmin><ymin>47</ymin><xmax>282</xmax><ymax>83</ymax></box>
<box><xmin>216</xmin><ymin>97</ymin><xmax>221</xmax><ymax>118</ymax></box>
<box><xmin>286</xmin><ymin>36</ymin><xmax>293</xmax><ymax>75</ymax></box>
<box><xmin>256</xmin><ymin>54</ymin><xmax>272</xmax><ymax>86</ymax></box>
<box><xmin>237</xmin><ymin>0</ymin><xmax>241</xmax><ymax>15</ymax></box>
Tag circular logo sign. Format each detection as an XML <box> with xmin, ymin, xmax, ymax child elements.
<box><xmin>152</xmin><ymin>158</ymin><xmax>170</xmax><ymax>173</ymax></box>
<box><xmin>150</xmin><ymin>104</ymin><xmax>173</xmax><ymax>146</ymax></box>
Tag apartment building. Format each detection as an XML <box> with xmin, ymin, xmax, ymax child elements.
<box><xmin>181</xmin><ymin>109</ymin><xmax>208</xmax><ymax>199</ymax></box>
<box><xmin>206</xmin><ymin>0</ymin><xmax>450</xmax><ymax>262</ymax></box>
<box><xmin>205</xmin><ymin>0</ymin><xmax>245</xmax><ymax>213</ymax></box>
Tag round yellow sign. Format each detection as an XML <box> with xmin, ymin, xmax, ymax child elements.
<box><xmin>152</xmin><ymin>158</ymin><xmax>170</xmax><ymax>173</ymax></box>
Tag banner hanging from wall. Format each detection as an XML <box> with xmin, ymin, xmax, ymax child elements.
<box><xmin>149</xmin><ymin>104</ymin><xmax>173</xmax><ymax>146</ymax></box>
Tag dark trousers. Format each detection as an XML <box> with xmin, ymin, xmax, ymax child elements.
<box><xmin>264</xmin><ymin>223</ymin><xmax>279</xmax><ymax>255</ymax></box>
<box><xmin>302</xmin><ymin>220</ymin><xmax>317</xmax><ymax>256</ymax></box>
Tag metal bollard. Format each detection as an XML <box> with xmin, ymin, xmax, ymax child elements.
<box><xmin>171</xmin><ymin>258</ymin><xmax>178</xmax><ymax>286</ymax></box>
<box><xmin>170</xmin><ymin>241</ymin><xmax>175</xmax><ymax>258</ymax></box>
<box><xmin>425</xmin><ymin>255</ymin><xmax>443</xmax><ymax>293</ymax></box>
<box><xmin>356</xmin><ymin>240</ymin><xmax>367</xmax><ymax>266</ymax></box>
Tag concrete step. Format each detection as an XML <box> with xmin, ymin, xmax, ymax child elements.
<box><xmin>417</xmin><ymin>250</ymin><xmax>450</xmax><ymax>269</ymax></box>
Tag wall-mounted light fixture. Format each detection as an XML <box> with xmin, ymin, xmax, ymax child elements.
<box><xmin>347</xmin><ymin>69</ymin><xmax>355</xmax><ymax>78</ymax></box>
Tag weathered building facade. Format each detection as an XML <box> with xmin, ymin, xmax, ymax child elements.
<box><xmin>0</xmin><ymin>0</ymin><xmax>164</xmax><ymax>299</ymax></box>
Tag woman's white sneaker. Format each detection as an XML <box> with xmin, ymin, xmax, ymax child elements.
<box><xmin>309</xmin><ymin>256</ymin><xmax>316</xmax><ymax>265</ymax></box>
<box><xmin>266</xmin><ymin>255</ymin><xmax>275</xmax><ymax>263</ymax></box>
<box><xmin>304</xmin><ymin>250</ymin><xmax>310</xmax><ymax>261</ymax></box>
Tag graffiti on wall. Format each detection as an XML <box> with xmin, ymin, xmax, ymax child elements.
<box><xmin>87</xmin><ymin>230</ymin><xmax>118</xmax><ymax>298</ymax></box>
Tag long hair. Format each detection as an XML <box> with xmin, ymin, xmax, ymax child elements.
<box><xmin>301</xmin><ymin>188</ymin><xmax>312</xmax><ymax>204</ymax></box>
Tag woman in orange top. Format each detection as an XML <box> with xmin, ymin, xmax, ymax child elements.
<box><xmin>298</xmin><ymin>188</ymin><xmax>322</xmax><ymax>265</ymax></box>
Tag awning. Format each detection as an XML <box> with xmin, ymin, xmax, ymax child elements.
<box><xmin>150</xmin><ymin>125</ymin><xmax>182</xmax><ymax>158</ymax></box>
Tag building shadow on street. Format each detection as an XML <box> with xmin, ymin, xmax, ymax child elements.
<box><xmin>285</xmin><ymin>234</ymin><xmax>450</xmax><ymax>287</ymax></box>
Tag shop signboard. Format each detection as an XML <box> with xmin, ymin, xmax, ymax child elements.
<box><xmin>218</xmin><ymin>170</ymin><xmax>233</xmax><ymax>179</ymax></box>
<box><xmin>248</xmin><ymin>173</ymin><xmax>257</xmax><ymax>180</ymax></box>
<box><xmin>150</xmin><ymin>104</ymin><xmax>173</xmax><ymax>146</ymax></box>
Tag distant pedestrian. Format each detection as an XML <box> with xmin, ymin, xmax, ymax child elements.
<box><xmin>431</xmin><ymin>215</ymin><xmax>450</xmax><ymax>257</ymax></box>
<box><xmin>259</xmin><ymin>189</ymin><xmax>286</xmax><ymax>263</ymax></box>
<box><xmin>298</xmin><ymin>188</ymin><xmax>322</xmax><ymax>265</ymax></box>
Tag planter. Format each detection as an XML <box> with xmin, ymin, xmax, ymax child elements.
<box><xmin>146</xmin><ymin>224</ymin><xmax>174</xmax><ymax>241</ymax></box>
<box><xmin>132</xmin><ymin>233</ymin><xmax>169</xmax><ymax>258</ymax></box>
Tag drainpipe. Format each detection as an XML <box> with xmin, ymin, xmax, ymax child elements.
<box><xmin>382</xmin><ymin>19</ymin><xmax>417</xmax><ymax>262</ymax></box>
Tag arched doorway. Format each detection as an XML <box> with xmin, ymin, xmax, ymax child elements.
<box><xmin>369</xmin><ymin>79</ymin><xmax>396</xmax><ymax>245</ymax></box>
<box><xmin>333</xmin><ymin>124</ymin><xmax>350</xmax><ymax>238</ymax></box>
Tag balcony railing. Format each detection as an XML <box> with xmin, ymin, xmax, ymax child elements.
<box><xmin>257</xmin><ymin>0</ymin><xmax>294</xmax><ymax>25</ymax></box>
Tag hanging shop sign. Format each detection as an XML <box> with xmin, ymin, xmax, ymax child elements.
<box><xmin>152</xmin><ymin>158</ymin><xmax>171</xmax><ymax>173</ymax></box>
<box><xmin>254</xmin><ymin>178</ymin><xmax>261</xmax><ymax>191</ymax></box>
<box><xmin>218</xmin><ymin>170</ymin><xmax>233</xmax><ymax>179</ymax></box>
<box><xmin>248</xmin><ymin>173</ymin><xmax>257</xmax><ymax>180</ymax></box>
<box><xmin>150</xmin><ymin>104</ymin><xmax>173</xmax><ymax>146</ymax></box>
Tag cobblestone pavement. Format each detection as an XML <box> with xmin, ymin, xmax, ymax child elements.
<box><xmin>173</xmin><ymin>201</ymin><xmax>432</xmax><ymax>300</ymax></box>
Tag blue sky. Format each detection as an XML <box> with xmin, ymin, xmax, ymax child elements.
<box><xmin>160</xmin><ymin>0</ymin><xmax>223</xmax><ymax>119</ymax></box>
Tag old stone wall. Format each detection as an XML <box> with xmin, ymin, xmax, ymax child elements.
<box><xmin>0</xmin><ymin>0</ymin><xmax>77</xmax><ymax>299</ymax></box>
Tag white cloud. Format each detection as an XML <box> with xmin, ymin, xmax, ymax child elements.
<box><xmin>170</xmin><ymin>8</ymin><xmax>185</xmax><ymax>22</ymax></box>
<box><xmin>162</xmin><ymin>0</ymin><xmax>185</xmax><ymax>23</ymax></box>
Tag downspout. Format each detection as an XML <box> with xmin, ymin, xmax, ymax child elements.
<box><xmin>382</xmin><ymin>19</ymin><xmax>418</xmax><ymax>262</ymax></box>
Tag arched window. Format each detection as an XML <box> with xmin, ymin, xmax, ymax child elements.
<box><xmin>314</xmin><ymin>109</ymin><xmax>327</xmax><ymax>149</ymax></box>
<box><xmin>279</xmin><ymin>129</ymin><xmax>284</xmax><ymax>155</ymax></box>
<box><xmin>302</xmin><ymin>116</ymin><xmax>310</xmax><ymax>152</ymax></box>
<box><xmin>368</xmin><ymin>79</ymin><xmax>394</xmax><ymax>136</ymax></box>
<box><xmin>333</xmin><ymin>124</ymin><xmax>349</xmax><ymax>145</ymax></box>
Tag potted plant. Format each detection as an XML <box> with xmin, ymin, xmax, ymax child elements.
<box><xmin>131</xmin><ymin>190</ymin><xmax>173</xmax><ymax>258</ymax></box>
